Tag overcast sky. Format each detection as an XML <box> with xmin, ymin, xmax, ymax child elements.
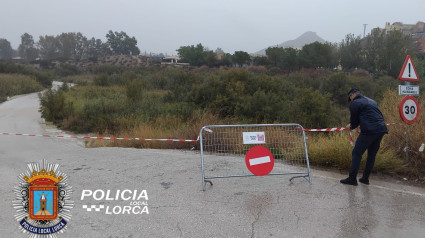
<box><xmin>1</xmin><ymin>0</ymin><xmax>424</xmax><ymax>55</ymax></box>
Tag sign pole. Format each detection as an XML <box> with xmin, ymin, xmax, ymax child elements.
<box><xmin>405</xmin><ymin>125</ymin><xmax>410</xmax><ymax>163</ymax></box>
<box><xmin>398</xmin><ymin>55</ymin><xmax>420</xmax><ymax>163</ymax></box>
<box><xmin>404</xmin><ymin>76</ymin><xmax>410</xmax><ymax>163</ymax></box>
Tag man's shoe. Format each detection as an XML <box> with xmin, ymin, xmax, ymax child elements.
<box><xmin>359</xmin><ymin>177</ymin><xmax>369</xmax><ymax>185</ymax></box>
<box><xmin>340</xmin><ymin>177</ymin><xmax>358</xmax><ymax>186</ymax></box>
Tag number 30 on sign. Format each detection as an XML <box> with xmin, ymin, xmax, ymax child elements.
<box><xmin>399</xmin><ymin>96</ymin><xmax>420</xmax><ymax>124</ymax></box>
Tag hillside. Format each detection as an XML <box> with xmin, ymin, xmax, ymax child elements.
<box><xmin>255</xmin><ymin>31</ymin><xmax>327</xmax><ymax>55</ymax></box>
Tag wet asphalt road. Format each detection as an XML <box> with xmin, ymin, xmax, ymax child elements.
<box><xmin>1</xmin><ymin>93</ymin><xmax>425</xmax><ymax>238</ymax></box>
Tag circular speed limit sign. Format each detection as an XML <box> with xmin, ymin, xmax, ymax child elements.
<box><xmin>399</xmin><ymin>96</ymin><xmax>420</xmax><ymax>124</ymax></box>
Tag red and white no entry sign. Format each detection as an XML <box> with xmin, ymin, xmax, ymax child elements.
<box><xmin>245</xmin><ymin>146</ymin><xmax>274</xmax><ymax>176</ymax></box>
<box><xmin>399</xmin><ymin>96</ymin><xmax>420</xmax><ymax>124</ymax></box>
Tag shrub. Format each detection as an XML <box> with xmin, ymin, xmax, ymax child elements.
<box><xmin>54</xmin><ymin>63</ymin><xmax>81</xmax><ymax>77</ymax></box>
<box><xmin>307</xmin><ymin>133</ymin><xmax>353</xmax><ymax>169</ymax></box>
<box><xmin>39</xmin><ymin>88</ymin><xmax>73</xmax><ymax>124</ymax></box>
<box><xmin>0</xmin><ymin>61</ymin><xmax>52</xmax><ymax>87</ymax></box>
<box><xmin>307</xmin><ymin>132</ymin><xmax>404</xmax><ymax>174</ymax></box>
<box><xmin>0</xmin><ymin>73</ymin><xmax>43</xmax><ymax>102</ymax></box>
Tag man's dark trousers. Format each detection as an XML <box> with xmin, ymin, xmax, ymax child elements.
<box><xmin>350</xmin><ymin>133</ymin><xmax>386</xmax><ymax>178</ymax></box>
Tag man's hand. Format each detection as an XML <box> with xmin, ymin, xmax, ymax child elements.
<box><xmin>345</xmin><ymin>124</ymin><xmax>351</xmax><ymax>130</ymax></box>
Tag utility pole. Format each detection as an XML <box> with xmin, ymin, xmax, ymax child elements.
<box><xmin>363</xmin><ymin>24</ymin><xmax>368</xmax><ymax>38</ymax></box>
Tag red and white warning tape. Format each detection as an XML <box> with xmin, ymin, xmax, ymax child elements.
<box><xmin>299</xmin><ymin>123</ymin><xmax>397</xmax><ymax>146</ymax></box>
<box><xmin>299</xmin><ymin>123</ymin><xmax>396</xmax><ymax>132</ymax></box>
<box><xmin>1</xmin><ymin>123</ymin><xmax>398</xmax><ymax>144</ymax></box>
<box><xmin>0</xmin><ymin>132</ymin><xmax>198</xmax><ymax>142</ymax></box>
<box><xmin>302</xmin><ymin>127</ymin><xmax>347</xmax><ymax>132</ymax></box>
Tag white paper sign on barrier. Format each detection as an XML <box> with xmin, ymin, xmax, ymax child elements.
<box><xmin>242</xmin><ymin>132</ymin><xmax>266</xmax><ymax>144</ymax></box>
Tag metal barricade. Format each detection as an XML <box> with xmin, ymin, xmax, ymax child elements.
<box><xmin>200</xmin><ymin>124</ymin><xmax>312</xmax><ymax>190</ymax></box>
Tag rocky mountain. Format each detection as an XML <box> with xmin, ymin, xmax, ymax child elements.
<box><xmin>255</xmin><ymin>31</ymin><xmax>327</xmax><ymax>55</ymax></box>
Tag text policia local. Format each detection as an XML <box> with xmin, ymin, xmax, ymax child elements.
<box><xmin>81</xmin><ymin>189</ymin><xmax>148</xmax><ymax>201</ymax></box>
<box><xmin>81</xmin><ymin>189</ymin><xmax>149</xmax><ymax>215</ymax></box>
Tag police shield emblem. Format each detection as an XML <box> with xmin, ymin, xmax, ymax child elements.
<box><xmin>13</xmin><ymin>160</ymin><xmax>73</xmax><ymax>237</ymax></box>
<box><xmin>29</xmin><ymin>186</ymin><xmax>58</xmax><ymax>220</ymax></box>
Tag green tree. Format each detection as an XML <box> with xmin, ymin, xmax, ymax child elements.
<box><xmin>252</xmin><ymin>56</ymin><xmax>270</xmax><ymax>66</ymax></box>
<box><xmin>38</xmin><ymin>35</ymin><xmax>60</xmax><ymax>60</ymax></box>
<box><xmin>382</xmin><ymin>30</ymin><xmax>414</xmax><ymax>77</ymax></box>
<box><xmin>18</xmin><ymin>33</ymin><xmax>39</xmax><ymax>62</ymax></box>
<box><xmin>321</xmin><ymin>72</ymin><xmax>351</xmax><ymax>106</ymax></box>
<box><xmin>74</xmin><ymin>32</ymin><xmax>88</xmax><ymax>60</ymax></box>
<box><xmin>265</xmin><ymin>47</ymin><xmax>300</xmax><ymax>70</ymax></box>
<box><xmin>294</xmin><ymin>88</ymin><xmax>334</xmax><ymax>128</ymax></box>
<box><xmin>0</xmin><ymin>39</ymin><xmax>13</xmax><ymax>60</ymax></box>
<box><xmin>106</xmin><ymin>31</ymin><xmax>140</xmax><ymax>55</ymax></box>
<box><xmin>363</xmin><ymin>29</ymin><xmax>386</xmax><ymax>74</ymax></box>
<box><xmin>177</xmin><ymin>43</ymin><xmax>206</xmax><ymax>66</ymax></box>
<box><xmin>56</xmin><ymin>32</ymin><xmax>90</xmax><ymax>60</ymax></box>
<box><xmin>339</xmin><ymin>34</ymin><xmax>362</xmax><ymax>70</ymax></box>
<box><xmin>299</xmin><ymin>42</ymin><xmax>335</xmax><ymax>69</ymax></box>
<box><xmin>266</xmin><ymin>47</ymin><xmax>285</xmax><ymax>67</ymax></box>
<box><xmin>57</xmin><ymin>33</ymin><xmax>77</xmax><ymax>59</ymax></box>
<box><xmin>205</xmin><ymin>50</ymin><xmax>218</xmax><ymax>67</ymax></box>
<box><xmin>87</xmin><ymin>38</ymin><xmax>112</xmax><ymax>58</ymax></box>
<box><xmin>232</xmin><ymin>51</ymin><xmax>251</xmax><ymax>67</ymax></box>
<box><xmin>219</xmin><ymin>53</ymin><xmax>233</xmax><ymax>66</ymax></box>
<box><xmin>86</xmin><ymin>38</ymin><xmax>98</xmax><ymax>58</ymax></box>
<box><xmin>282</xmin><ymin>48</ymin><xmax>300</xmax><ymax>71</ymax></box>
<box><xmin>362</xmin><ymin>29</ymin><xmax>414</xmax><ymax>77</ymax></box>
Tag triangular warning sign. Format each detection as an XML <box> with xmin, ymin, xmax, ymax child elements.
<box><xmin>399</xmin><ymin>55</ymin><xmax>419</xmax><ymax>82</ymax></box>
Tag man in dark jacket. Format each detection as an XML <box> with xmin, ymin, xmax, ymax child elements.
<box><xmin>340</xmin><ymin>88</ymin><xmax>388</xmax><ymax>186</ymax></box>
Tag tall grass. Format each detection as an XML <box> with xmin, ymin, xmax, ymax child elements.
<box><xmin>307</xmin><ymin>133</ymin><xmax>353</xmax><ymax>170</ymax></box>
<box><xmin>0</xmin><ymin>73</ymin><xmax>43</xmax><ymax>102</ymax></box>
<box><xmin>86</xmin><ymin>112</ymin><xmax>222</xmax><ymax>149</ymax></box>
<box><xmin>307</xmin><ymin>132</ymin><xmax>405</xmax><ymax>174</ymax></box>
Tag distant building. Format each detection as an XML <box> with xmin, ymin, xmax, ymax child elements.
<box><xmin>384</xmin><ymin>21</ymin><xmax>425</xmax><ymax>38</ymax></box>
<box><xmin>161</xmin><ymin>56</ymin><xmax>180</xmax><ymax>64</ymax></box>
<box><xmin>216</xmin><ymin>53</ymin><xmax>225</xmax><ymax>60</ymax></box>
<box><xmin>161</xmin><ymin>56</ymin><xmax>189</xmax><ymax>66</ymax></box>
<box><xmin>417</xmin><ymin>39</ymin><xmax>425</xmax><ymax>52</ymax></box>
<box><xmin>373</xmin><ymin>21</ymin><xmax>425</xmax><ymax>52</ymax></box>
<box><xmin>11</xmin><ymin>57</ymin><xmax>25</xmax><ymax>63</ymax></box>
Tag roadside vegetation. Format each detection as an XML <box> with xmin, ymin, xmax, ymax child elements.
<box><xmin>0</xmin><ymin>62</ymin><xmax>52</xmax><ymax>102</ymax></box>
<box><xmin>37</xmin><ymin>65</ymin><xmax>425</xmax><ymax>180</ymax></box>
<box><xmin>39</xmin><ymin>67</ymin><xmax>383</xmax><ymax>133</ymax></box>
<box><xmin>0</xmin><ymin>73</ymin><xmax>44</xmax><ymax>102</ymax></box>
<box><xmin>0</xmin><ymin>61</ymin><xmax>52</xmax><ymax>87</ymax></box>
<box><xmin>1</xmin><ymin>28</ymin><xmax>424</xmax><ymax>180</ymax></box>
